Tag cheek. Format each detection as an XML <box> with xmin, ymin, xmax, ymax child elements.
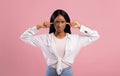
<box><xmin>62</xmin><ymin>24</ymin><xmax>66</xmax><ymax>29</ymax></box>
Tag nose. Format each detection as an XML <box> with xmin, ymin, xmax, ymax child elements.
<box><xmin>57</xmin><ymin>22</ymin><xmax>62</xmax><ymax>27</ymax></box>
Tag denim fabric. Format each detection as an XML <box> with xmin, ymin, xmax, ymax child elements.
<box><xmin>46</xmin><ymin>65</ymin><xmax>73</xmax><ymax>76</ymax></box>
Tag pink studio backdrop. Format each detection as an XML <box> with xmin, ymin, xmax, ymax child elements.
<box><xmin>0</xmin><ymin>0</ymin><xmax>120</xmax><ymax>76</ymax></box>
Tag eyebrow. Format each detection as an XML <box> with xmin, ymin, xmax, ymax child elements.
<box><xmin>54</xmin><ymin>20</ymin><xmax>66</xmax><ymax>22</ymax></box>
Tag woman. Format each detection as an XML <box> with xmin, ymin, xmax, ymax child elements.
<box><xmin>20</xmin><ymin>9</ymin><xmax>100</xmax><ymax>76</ymax></box>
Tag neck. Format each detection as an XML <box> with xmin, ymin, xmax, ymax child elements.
<box><xmin>54</xmin><ymin>32</ymin><xmax>66</xmax><ymax>39</ymax></box>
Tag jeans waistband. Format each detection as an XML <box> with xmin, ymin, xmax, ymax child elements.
<box><xmin>47</xmin><ymin>65</ymin><xmax>72</xmax><ymax>71</ymax></box>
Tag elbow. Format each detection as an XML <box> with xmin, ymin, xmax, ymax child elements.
<box><xmin>20</xmin><ymin>35</ymin><xmax>24</xmax><ymax>42</ymax></box>
<box><xmin>97</xmin><ymin>32</ymin><xmax>100</xmax><ymax>39</ymax></box>
<box><xmin>20</xmin><ymin>34</ymin><xmax>25</xmax><ymax>41</ymax></box>
<box><xmin>95</xmin><ymin>32</ymin><xmax>100</xmax><ymax>40</ymax></box>
<box><xmin>92</xmin><ymin>31</ymin><xmax>100</xmax><ymax>41</ymax></box>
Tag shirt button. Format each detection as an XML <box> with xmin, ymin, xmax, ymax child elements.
<box><xmin>84</xmin><ymin>31</ymin><xmax>87</xmax><ymax>33</ymax></box>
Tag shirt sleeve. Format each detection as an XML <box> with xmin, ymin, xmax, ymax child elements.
<box><xmin>78</xmin><ymin>25</ymin><xmax>100</xmax><ymax>47</ymax></box>
<box><xmin>20</xmin><ymin>26</ymin><xmax>44</xmax><ymax>48</ymax></box>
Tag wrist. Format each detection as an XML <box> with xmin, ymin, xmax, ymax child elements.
<box><xmin>78</xmin><ymin>24</ymin><xmax>81</xmax><ymax>29</ymax></box>
<box><xmin>36</xmin><ymin>24</ymin><xmax>42</xmax><ymax>30</ymax></box>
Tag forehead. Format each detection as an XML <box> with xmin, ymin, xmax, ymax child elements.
<box><xmin>54</xmin><ymin>15</ymin><xmax>66</xmax><ymax>21</ymax></box>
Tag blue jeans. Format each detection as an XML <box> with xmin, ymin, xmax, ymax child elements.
<box><xmin>46</xmin><ymin>65</ymin><xmax>73</xmax><ymax>76</ymax></box>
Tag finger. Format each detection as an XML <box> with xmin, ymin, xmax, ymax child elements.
<box><xmin>70</xmin><ymin>22</ymin><xmax>74</xmax><ymax>26</ymax></box>
<box><xmin>66</xmin><ymin>23</ymin><xmax>70</xmax><ymax>25</ymax></box>
<box><xmin>50</xmin><ymin>23</ymin><xmax>53</xmax><ymax>24</ymax></box>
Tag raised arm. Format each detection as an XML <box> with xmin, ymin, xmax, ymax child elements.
<box><xmin>20</xmin><ymin>21</ymin><xmax>51</xmax><ymax>47</ymax></box>
<box><xmin>79</xmin><ymin>24</ymin><xmax>100</xmax><ymax>47</ymax></box>
<box><xmin>70</xmin><ymin>21</ymin><xmax>100</xmax><ymax>47</ymax></box>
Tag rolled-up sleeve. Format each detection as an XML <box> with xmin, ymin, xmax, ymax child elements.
<box><xmin>78</xmin><ymin>25</ymin><xmax>100</xmax><ymax>47</ymax></box>
<box><xmin>20</xmin><ymin>26</ymin><xmax>43</xmax><ymax>48</ymax></box>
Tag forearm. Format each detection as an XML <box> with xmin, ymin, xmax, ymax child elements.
<box><xmin>36</xmin><ymin>24</ymin><xmax>42</xmax><ymax>30</ymax></box>
<box><xmin>20</xmin><ymin>25</ymin><xmax>42</xmax><ymax>47</ymax></box>
<box><xmin>79</xmin><ymin>25</ymin><xmax>100</xmax><ymax>38</ymax></box>
<box><xmin>78</xmin><ymin>25</ymin><xmax>100</xmax><ymax>47</ymax></box>
<box><xmin>20</xmin><ymin>25</ymin><xmax>39</xmax><ymax>41</ymax></box>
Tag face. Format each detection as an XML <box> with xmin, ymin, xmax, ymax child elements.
<box><xmin>53</xmin><ymin>15</ymin><xmax>66</xmax><ymax>33</ymax></box>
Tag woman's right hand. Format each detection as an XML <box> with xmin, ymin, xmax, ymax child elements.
<box><xmin>36</xmin><ymin>21</ymin><xmax>52</xmax><ymax>30</ymax></box>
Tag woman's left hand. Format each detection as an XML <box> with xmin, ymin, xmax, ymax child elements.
<box><xmin>67</xmin><ymin>21</ymin><xmax>81</xmax><ymax>29</ymax></box>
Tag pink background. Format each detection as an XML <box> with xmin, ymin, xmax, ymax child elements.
<box><xmin>0</xmin><ymin>0</ymin><xmax>120</xmax><ymax>76</ymax></box>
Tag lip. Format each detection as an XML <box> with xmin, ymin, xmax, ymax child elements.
<box><xmin>57</xmin><ymin>28</ymin><xmax>62</xmax><ymax>31</ymax></box>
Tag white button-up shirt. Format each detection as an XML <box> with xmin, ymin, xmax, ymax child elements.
<box><xmin>20</xmin><ymin>25</ymin><xmax>100</xmax><ymax>75</ymax></box>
